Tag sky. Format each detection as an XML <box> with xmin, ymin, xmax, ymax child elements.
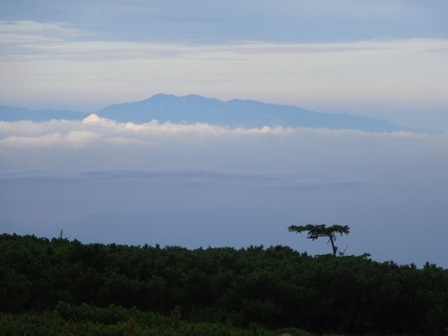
<box><xmin>1</xmin><ymin>0</ymin><xmax>448</xmax><ymax>127</ymax></box>
<box><xmin>1</xmin><ymin>1</ymin><xmax>448</xmax><ymax>267</ymax></box>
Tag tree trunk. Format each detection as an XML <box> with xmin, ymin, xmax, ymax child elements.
<box><xmin>329</xmin><ymin>235</ymin><xmax>337</xmax><ymax>256</ymax></box>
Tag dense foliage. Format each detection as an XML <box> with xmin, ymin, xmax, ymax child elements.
<box><xmin>0</xmin><ymin>306</ymin><xmax>314</xmax><ymax>336</ymax></box>
<box><xmin>1</xmin><ymin>233</ymin><xmax>447</xmax><ymax>335</ymax></box>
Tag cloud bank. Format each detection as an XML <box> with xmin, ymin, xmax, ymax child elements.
<box><xmin>1</xmin><ymin>116</ymin><xmax>448</xmax><ymax>268</ymax></box>
<box><xmin>0</xmin><ymin>115</ymin><xmax>434</xmax><ymax>174</ymax></box>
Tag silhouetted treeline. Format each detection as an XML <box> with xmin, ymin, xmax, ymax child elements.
<box><xmin>1</xmin><ymin>233</ymin><xmax>447</xmax><ymax>335</ymax></box>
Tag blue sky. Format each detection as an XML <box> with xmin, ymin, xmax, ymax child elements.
<box><xmin>1</xmin><ymin>1</ymin><xmax>448</xmax><ymax>266</ymax></box>
<box><xmin>3</xmin><ymin>0</ymin><xmax>447</xmax><ymax>42</ymax></box>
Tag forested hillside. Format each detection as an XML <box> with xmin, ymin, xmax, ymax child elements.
<box><xmin>1</xmin><ymin>233</ymin><xmax>447</xmax><ymax>335</ymax></box>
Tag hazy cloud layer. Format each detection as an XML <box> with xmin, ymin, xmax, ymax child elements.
<box><xmin>1</xmin><ymin>117</ymin><xmax>448</xmax><ymax>267</ymax></box>
<box><xmin>0</xmin><ymin>115</ymin><xmax>433</xmax><ymax>172</ymax></box>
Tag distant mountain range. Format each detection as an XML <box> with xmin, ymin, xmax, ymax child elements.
<box><xmin>0</xmin><ymin>106</ymin><xmax>86</xmax><ymax>122</ymax></box>
<box><xmin>1</xmin><ymin>94</ymin><xmax>400</xmax><ymax>132</ymax></box>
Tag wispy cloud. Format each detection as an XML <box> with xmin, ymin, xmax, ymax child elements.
<box><xmin>0</xmin><ymin>20</ymin><xmax>86</xmax><ymax>41</ymax></box>
<box><xmin>0</xmin><ymin>21</ymin><xmax>88</xmax><ymax>60</ymax></box>
<box><xmin>0</xmin><ymin>168</ymin><xmax>368</xmax><ymax>194</ymax></box>
<box><xmin>2</xmin><ymin>21</ymin><xmax>447</xmax><ymax>116</ymax></box>
<box><xmin>2</xmin><ymin>20</ymin><xmax>447</xmax><ymax>61</ymax></box>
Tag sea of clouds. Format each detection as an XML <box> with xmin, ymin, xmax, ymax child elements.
<box><xmin>1</xmin><ymin>115</ymin><xmax>448</xmax><ymax>267</ymax></box>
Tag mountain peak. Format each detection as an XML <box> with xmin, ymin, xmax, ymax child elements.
<box><xmin>0</xmin><ymin>94</ymin><xmax>402</xmax><ymax>132</ymax></box>
<box><xmin>94</xmin><ymin>94</ymin><xmax>400</xmax><ymax>132</ymax></box>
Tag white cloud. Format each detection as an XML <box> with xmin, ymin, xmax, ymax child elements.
<box><xmin>1</xmin><ymin>133</ymin><xmax>63</xmax><ymax>148</ymax></box>
<box><xmin>64</xmin><ymin>130</ymin><xmax>101</xmax><ymax>148</ymax></box>
<box><xmin>0</xmin><ymin>130</ymin><xmax>100</xmax><ymax>149</ymax></box>
<box><xmin>0</xmin><ymin>115</ymin><xmax>430</xmax><ymax>151</ymax></box>
<box><xmin>2</xmin><ymin>116</ymin><xmax>444</xmax><ymax>178</ymax></box>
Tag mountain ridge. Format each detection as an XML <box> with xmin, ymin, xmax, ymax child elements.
<box><xmin>0</xmin><ymin>106</ymin><xmax>87</xmax><ymax>122</ymax></box>
<box><xmin>97</xmin><ymin>93</ymin><xmax>399</xmax><ymax>132</ymax></box>
<box><xmin>1</xmin><ymin>93</ymin><xmax>400</xmax><ymax>132</ymax></box>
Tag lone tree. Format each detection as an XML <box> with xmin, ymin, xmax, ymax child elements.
<box><xmin>288</xmin><ymin>224</ymin><xmax>350</xmax><ymax>256</ymax></box>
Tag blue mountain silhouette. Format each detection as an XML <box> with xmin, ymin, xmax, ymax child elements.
<box><xmin>1</xmin><ymin>94</ymin><xmax>400</xmax><ymax>132</ymax></box>
<box><xmin>97</xmin><ymin>94</ymin><xmax>399</xmax><ymax>132</ymax></box>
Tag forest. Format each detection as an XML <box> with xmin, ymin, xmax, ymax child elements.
<box><xmin>1</xmin><ymin>233</ymin><xmax>447</xmax><ymax>335</ymax></box>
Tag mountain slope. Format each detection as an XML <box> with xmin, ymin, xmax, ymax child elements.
<box><xmin>0</xmin><ymin>106</ymin><xmax>86</xmax><ymax>122</ymax></box>
<box><xmin>97</xmin><ymin>94</ymin><xmax>399</xmax><ymax>132</ymax></box>
<box><xmin>1</xmin><ymin>94</ymin><xmax>400</xmax><ymax>132</ymax></box>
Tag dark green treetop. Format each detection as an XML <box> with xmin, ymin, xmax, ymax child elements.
<box><xmin>288</xmin><ymin>224</ymin><xmax>350</xmax><ymax>256</ymax></box>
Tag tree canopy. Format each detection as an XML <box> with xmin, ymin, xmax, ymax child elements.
<box><xmin>288</xmin><ymin>224</ymin><xmax>350</xmax><ymax>256</ymax></box>
<box><xmin>1</xmin><ymin>233</ymin><xmax>448</xmax><ymax>335</ymax></box>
